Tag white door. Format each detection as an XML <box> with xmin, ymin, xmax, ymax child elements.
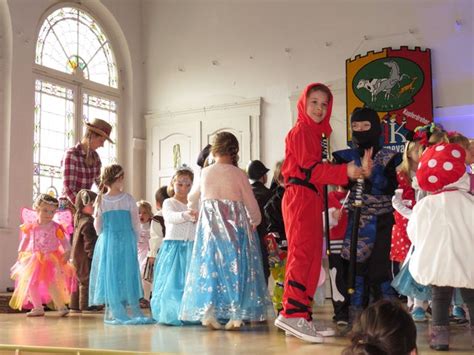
<box><xmin>149</xmin><ymin>121</ymin><xmax>201</xmax><ymax>198</ymax></box>
<box><xmin>201</xmin><ymin>115</ymin><xmax>252</xmax><ymax>168</ymax></box>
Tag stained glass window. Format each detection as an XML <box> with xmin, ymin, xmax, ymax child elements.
<box><xmin>33</xmin><ymin>6</ymin><xmax>120</xmax><ymax>201</ymax></box>
<box><xmin>36</xmin><ymin>7</ymin><xmax>118</xmax><ymax>88</ymax></box>
<box><xmin>33</xmin><ymin>80</ymin><xmax>75</xmax><ymax>200</ymax></box>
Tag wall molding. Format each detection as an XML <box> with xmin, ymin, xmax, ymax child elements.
<box><xmin>145</xmin><ymin>98</ymin><xmax>261</xmax><ymax>123</ymax></box>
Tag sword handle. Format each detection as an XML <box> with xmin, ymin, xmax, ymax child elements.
<box><xmin>321</xmin><ymin>134</ymin><xmax>331</xmax><ymax>256</ymax></box>
<box><xmin>321</xmin><ymin>134</ymin><xmax>329</xmax><ymax>162</ymax></box>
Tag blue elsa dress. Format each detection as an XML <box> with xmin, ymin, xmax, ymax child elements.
<box><xmin>89</xmin><ymin>193</ymin><xmax>155</xmax><ymax>325</ymax></box>
<box><xmin>180</xmin><ymin>199</ymin><xmax>273</xmax><ymax>323</ymax></box>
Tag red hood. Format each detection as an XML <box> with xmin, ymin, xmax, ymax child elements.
<box><xmin>296</xmin><ymin>83</ymin><xmax>333</xmax><ymax>138</ymax></box>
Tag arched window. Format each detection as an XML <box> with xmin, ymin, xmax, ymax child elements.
<box><xmin>33</xmin><ymin>6</ymin><xmax>119</xmax><ymax>200</ymax></box>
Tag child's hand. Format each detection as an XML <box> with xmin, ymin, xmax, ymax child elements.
<box><xmin>189</xmin><ymin>210</ymin><xmax>199</xmax><ymax>223</ymax></box>
<box><xmin>361</xmin><ymin>148</ymin><xmax>374</xmax><ymax>178</ymax></box>
<box><xmin>183</xmin><ymin>210</ymin><xmax>198</xmax><ymax>223</ymax></box>
<box><xmin>346</xmin><ymin>161</ymin><xmax>364</xmax><ymax>180</ymax></box>
<box><xmin>331</xmin><ymin>209</ymin><xmax>342</xmax><ymax>221</ymax></box>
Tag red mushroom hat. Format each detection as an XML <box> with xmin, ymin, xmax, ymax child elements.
<box><xmin>416</xmin><ymin>143</ymin><xmax>466</xmax><ymax>193</ymax></box>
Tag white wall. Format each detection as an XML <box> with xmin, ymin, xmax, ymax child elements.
<box><xmin>0</xmin><ymin>0</ymin><xmax>144</xmax><ymax>290</ymax></box>
<box><xmin>142</xmin><ymin>0</ymin><xmax>474</xmax><ymax>168</ymax></box>
<box><xmin>1</xmin><ymin>0</ymin><xmax>473</xmax><ymax>291</ymax></box>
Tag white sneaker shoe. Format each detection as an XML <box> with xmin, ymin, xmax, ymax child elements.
<box><xmin>312</xmin><ymin>320</ymin><xmax>336</xmax><ymax>337</ymax></box>
<box><xmin>286</xmin><ymin>325</ymin><xmax>335</xmax><ymax>337</ymax></box>
<box><xmin>26</xmin><ymin>308</ymin><xmax>45</xmax><ymax>317</ymax></box>
<box><xmin>274</xmin><ymin>315</ymin><xmax>324</xmax><ymax>343</ymax></box>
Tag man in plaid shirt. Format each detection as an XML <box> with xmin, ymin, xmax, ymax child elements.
<box><xmin>62</xmin><ymin>143</ymin><xmax>102</xmax><ymax>205</ymax></box>
<box><xmin>61</xmin><ymin>119</ymin><xmax>113</xmax><ymax>205</ymax></box>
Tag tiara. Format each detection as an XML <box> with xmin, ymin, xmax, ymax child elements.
<box><xmin>36</xmin><ymin>194</ymin><xmax>59</xmax><ymax>206</ymax></box>
<box><xmin>176</xmin><ymin>164</ymin><xmax>193</xmax><ymax>173</ymax></box>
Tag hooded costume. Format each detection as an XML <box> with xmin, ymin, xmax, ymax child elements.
<box><xmin>333</xmin><ymin>107</ymin><xmax>402</xmax><ymax>310</ymax></box>
<box><xmin>280</xmin><ymin>83</ymin><xmax>348</xmax><ymax>319</ymax></box>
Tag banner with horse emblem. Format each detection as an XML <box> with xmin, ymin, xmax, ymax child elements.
<box><xmin>346</xmin><ymin>46</ymin><xmax>433</xmax><ymax>152</ymax></box>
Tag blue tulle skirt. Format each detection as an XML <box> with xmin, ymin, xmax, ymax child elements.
<box><xmin>89</xmin><ymin>210</ymin><xmax>155</xmax><ymax>325</ymax></box>
<box><xmin>180</xmin><ymin>200</ymin><xmax>274</xmax><ymax>323</ymax></box>
<box><xmin>151</xmin><ymin>239</ymin><xmax>194</xmax><ymax>325</ymax></box>
<box><xmin>392</xmin><ymin>259</ymin><xmax>432</xmax><ymax>301</ymax></box>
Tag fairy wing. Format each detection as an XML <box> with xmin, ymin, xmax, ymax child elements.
<box><xmin>20</xmin><ymin>207</ymin><xmax>73</xmax><ymax>235</ymax></box>
<box><xmin>54</xmin><ymin>209</ymin><xmax>74</xmax><ymax>235</ymax></box>
<box><xmin>21</xmin><ymin>207</ymin><xmax>38</xmax><ymax>225</ymax></box>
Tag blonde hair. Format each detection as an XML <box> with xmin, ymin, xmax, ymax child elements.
<box><xmin>137</xmin><ymin>200</ymin><xmax>153</xmax><ymax>217</ymax></box>
<box><xmin>33</xmin><ymin>193</ymin><xmax>59</xmax><ymax>210</ymax></box>
<box><xmin>398</xmin><ymin>140</ymin><xmax>422</xmax><ymax>178</ymax></box>
<box><xmin>82</xmin><ymin>130</ymin><xmax>102</xmax><ymax>166</ymax></box>
<box><xmin>95</xmin><ymin>164</ymin><xmax>124</xmax><ymax>209</ymax></box>
<box><xmin>167</xmin><ymin>168</ymin><xmax>194</xmax><ymax>197</ymax></box>
<box><xmin>448</xmin><ymin>132</ymin><xmax>470</xmax><ymax>150</ymax></box>
<box><xmin>211</xmin><ymin>132</ymin><xmax>239</xmax><ymax>166</ymax></box>
<box><xmin>427</xmin><ymin>129</ymin><xmax>448</xmax><ymax>146</ymax></box>
<box><xmin>272</xmin><ymin>160</ymin><xmax>284</xmax><ymax>186</ymax></box>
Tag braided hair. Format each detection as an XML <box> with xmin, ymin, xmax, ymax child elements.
<box><xmin>94</xmin><ymin>164</ymin><xmax>124</xmax><ymax>211</ymax></box>
<box><xmin>211</xmin><ymin>132</ymin><xmax>240</xmax><ymax>167</ymax></box>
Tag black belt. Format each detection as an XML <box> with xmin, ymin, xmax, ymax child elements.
<box><xmin>288</xmin><ymin>177</ymin><xmax>319</xmax><ymax>194</ymax></box>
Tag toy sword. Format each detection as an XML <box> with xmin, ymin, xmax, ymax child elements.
<box><xmin>348</xmin><ymin>177</ymin><xmax>364</xmax><ymax>294</ymax></box>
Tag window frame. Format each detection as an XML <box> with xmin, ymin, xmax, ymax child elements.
<box><xmin>32</xmin><ymin>4</ymin><xmax>121</xmax><ymax>200</ymax></box>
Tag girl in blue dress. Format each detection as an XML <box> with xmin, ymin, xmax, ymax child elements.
<box><xmin>151</xmin><ymin>166</ymin><xmax>196</xmax><ymax>325</ymax></box>
<box><xmin>89</xmin><ymin>164</ymin><xmax>154</xmax><ymax>325</ymax></box>
<box><xmin>180</xmin><ymin>132</ymin><xmax>273</xmax><ymax>330</ymax></box>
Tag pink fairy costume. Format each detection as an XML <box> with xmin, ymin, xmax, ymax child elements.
<box><xmin>9</xmin><ymin>208</ymin><xmax>76</xmax><ymax>311</ymax></box>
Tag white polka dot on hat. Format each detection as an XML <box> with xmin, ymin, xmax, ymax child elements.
<box><xmin>416</xmin><ymin>143</ymin><xmax>466</xmax><ymax>192</ymax></box>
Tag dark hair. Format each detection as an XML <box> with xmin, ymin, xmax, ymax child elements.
<box><xmin>342</xmin><ymin>300</ymin><xmax>417</xmax><ymax>355</ymax></box>
<box><xmin>155</xmin><ymin>186</ymin><xmax>170</xmax><ymax>207</ymax></box>
<box><xmin>211</xmin><ymin>132</ymin><xmax>239</xmax><ymax>166</ymax></box>
<box><xmin>306</xmin><ymin>83</ymin><xmax>333</xmax><ymax>101</ymax></box>
<box><xmin>197</xmin><ymin>144</ymin><xmax>212</xmax><ymax>168</ymax></box>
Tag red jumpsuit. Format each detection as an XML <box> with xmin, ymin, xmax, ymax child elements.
<box><xmin>281</xmin><ymin>83</ymin><xmax>348</xmax><ymax>319</ymax></box>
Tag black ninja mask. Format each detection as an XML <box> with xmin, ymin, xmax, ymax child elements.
<box><xmin>350</xmin><ymin>107</ymin><xmax>382</xmax><ymax>152</ymax></box>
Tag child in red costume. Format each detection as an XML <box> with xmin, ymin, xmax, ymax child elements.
<box><xmin>274</xmin><ymin>83</ymin><xmax>365</xmax><ymax>343</ymax></box>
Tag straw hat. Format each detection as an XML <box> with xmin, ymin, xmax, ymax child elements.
<box><xmin>85</xmin><ymin>118</ymin><xmax>114</xmax><ymax>143</ymax></box>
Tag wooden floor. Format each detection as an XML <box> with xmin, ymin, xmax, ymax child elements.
<box><xmin>0</xmin><ymin>302</ymin><xmax>472</xmax><ymax>354</ymax></box>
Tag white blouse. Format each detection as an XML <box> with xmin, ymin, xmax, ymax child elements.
<box><xmin>94</xmin><ymin>192</ymin><xmax>140</xmax><ymax>237</ymax></box>
<box><xmin>162</xmin><ymin>198</ymin><xmax>196</xmax><ymax>241</ymax></box>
